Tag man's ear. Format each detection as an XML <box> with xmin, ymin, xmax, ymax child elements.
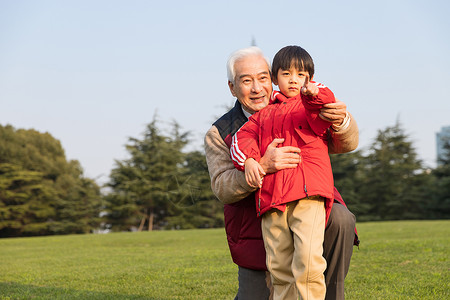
<box><xmin>228</xmin><ymin>81</ymin><xmax>236</xmax><ymax>97</ymax></box>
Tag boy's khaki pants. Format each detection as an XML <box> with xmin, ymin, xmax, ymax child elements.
<box><xmin>261</xmin><ymin>198</ymin><xmax>326</xmax><ymax>300</ymax></box>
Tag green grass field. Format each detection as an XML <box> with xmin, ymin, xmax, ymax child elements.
<box><xmin>0</xmin><ymin>220</ymin><xmax>448</xmax><ymax>299</ymax></box>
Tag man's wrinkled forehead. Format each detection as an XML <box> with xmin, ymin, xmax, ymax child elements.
<box><xmin>235</xmin><ymin>55</ymin><xmax>271</xmax><ymax>79</ymax></box>
<box><xmin>238</xmin><ymin>70</ymin><xmax>270</xmax><ymax>80</ymax></box>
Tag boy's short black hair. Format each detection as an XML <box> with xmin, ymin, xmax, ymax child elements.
<box><xmin>271</xmin><ymin>45</ymin><xmax>315</xmax><ymax>80</ymax></box>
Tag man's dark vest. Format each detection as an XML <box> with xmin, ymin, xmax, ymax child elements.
<box><xmin>213</xmin><ymin>100</ymin><xmax>267</xmax><ymax>270</ymax></box>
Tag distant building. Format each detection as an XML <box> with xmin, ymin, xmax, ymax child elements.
<box><xmin>436</xmin><ymin>126</ymin><xmax>450</xmax><ymax>165</ymax></box>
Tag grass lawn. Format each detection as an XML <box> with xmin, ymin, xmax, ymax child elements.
<box><xmin>0</xmin><ymin>220</ymin><xmax>448</xmax><ymax>299</ymax></box>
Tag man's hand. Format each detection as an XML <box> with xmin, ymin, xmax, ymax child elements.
<box><xmin>244</xmin><ymin>158</ymin><xmax>266</xmax><ymax>188</ymax></box>
<box><xmin>301</xmin><ymin>74</ymin><xmax>319</xmax><ymax>97</ymax></box>
<box><xmin>259</xmin><ymin>138</ymin><xmax>301</xmax><ymax>174</ymax></box>
<box><xmin>319</xmin><ymin>99</ymin><xmax>347</xmax><ymax>126</ymax></box>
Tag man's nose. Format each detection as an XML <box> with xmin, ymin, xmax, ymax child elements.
<box><xmin>251</xmin><ymin>81</ymin><xmax>262</xmax><ymax>93</ymax></box>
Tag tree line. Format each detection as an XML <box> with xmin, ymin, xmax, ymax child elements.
<box><xmin>0</xmin><ymin>125</ymin><xmax>101</xmax><ymax>237</ymax></box>
<box><xmin>331</xmin><ymin>122</ymin><xmax>449</xmax><ymax>221</ymax></box>
<box><xmin>0</xmin><ymin>118</ymin><xmax>449</xmax><ymax>237</ymax></box>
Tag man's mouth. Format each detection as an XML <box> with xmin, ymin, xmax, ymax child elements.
<box><xmin>251</xmin><ymin>96</ymin><xmax>265</xmax><ymax>103</ymax></box>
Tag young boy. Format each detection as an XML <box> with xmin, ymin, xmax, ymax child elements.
<box><xmin>230</xmin><ymin>45</ymin><xmax>336</xmax><ymax>299</ymax></box>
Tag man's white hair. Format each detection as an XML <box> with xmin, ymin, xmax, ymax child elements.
<box><xmin>226</xmin><ymin>46</ymin><xmax>271</xmax><ymax>84</ymax></box>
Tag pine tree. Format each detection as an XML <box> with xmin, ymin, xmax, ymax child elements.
<box><xmin>104</xmin><ymin>117</ymin><xmax>224</xmax><ymax>231</ymax></box>
<box><xmin>430</xmin><ymin>135</ymin><xmax>450</xmax><ymax>218</ymax></box>
<box><xmin>165</xmin><ymin>151</ymin><xmax>223</xmax><ymax>229</ymax></box>
<box><xmin>330</xmin><ymin>150</ymin><xmax>370</xmax><ymax>218</ymax></box>
<box><xmin>359</xmin><ymin>120</ymin><xmax>427</xmax><ymax>220</ymax></box>
<box><xmin>104</xmin><ymin>117</ymin><xmax>189</xmax><ymax>231</ymax></box>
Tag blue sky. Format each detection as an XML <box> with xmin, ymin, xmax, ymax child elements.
<box><xmin>1</xmin><ymin>0</ymin><xmax>449</xmax><ymax>184</ymax></box>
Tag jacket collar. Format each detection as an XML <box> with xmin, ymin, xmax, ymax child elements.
<box><xmin>269</xmin><ymin>90</ymin><xmax>301</xmax><ymax>104</ymax></box>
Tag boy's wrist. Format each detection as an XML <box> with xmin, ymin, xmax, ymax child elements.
<box><xmin>244</xmin><ymin>157</ymin><xmax>256</xmax><ymax>167</ymax></box>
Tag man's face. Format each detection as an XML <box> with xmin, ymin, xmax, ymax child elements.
<box><xmin>228</xmin><ymin>55</ymin><xmax>272</xmax><ymax>114</ymax></box>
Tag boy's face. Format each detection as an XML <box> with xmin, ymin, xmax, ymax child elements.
<box><xmin>228</xmin><ymin>55</ymin><xmax>272</xmax><ymax>114</ymax></box>
<box><xmin>274</xmin><ymin>67</ymin><xmax>311</xmax><ymax>98</ymax></box>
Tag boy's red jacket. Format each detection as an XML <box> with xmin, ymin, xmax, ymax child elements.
<box><xmin>231</xmin><ymin>82</ymin><xmax>336</xmax><ymax>222</ymax></box>
<box><xmin>211</xmin><ymin>99</ymin><xmax>359</xmax><ymax>271</ymax></box>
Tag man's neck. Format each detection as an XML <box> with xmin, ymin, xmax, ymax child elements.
<box><xmin>241</xmin><ymin>106</ymin><xmax>253</xmax><ymax>119</ymax></box>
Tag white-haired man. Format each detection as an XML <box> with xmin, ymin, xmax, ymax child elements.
<box><xmin>205</xmin><ymin>46</ymin><xmax>359</xmax><ymax>300</ymax></box>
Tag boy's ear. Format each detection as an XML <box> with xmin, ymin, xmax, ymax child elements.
<box><xmin>228</xmin><ymin>81</ymin><xmax>236</xmax><ymax>97</ymax></box>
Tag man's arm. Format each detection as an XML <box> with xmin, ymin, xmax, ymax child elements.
<box><xmin>259</xmin><ymin>138</ymin><xmax>300</xmax><ymax>173</ymax></box>
<box><xmin>205</xmin><ymin>126</ymin><xmax>302</xmax><ymax>204</ymax></box>
<box><xmin>320</xmin><ymin>99</ymin><xmax>359</xmax><ymax>154</ymax></box>
<box><xmin>204</xmin><ymin>126</ymin><xmax>256</xmax><ymax>204</ymax></box>
<box><xmin>328</xmin><ymin>112</ymin><xmax>359</xmax><ymax>154</ymax></box>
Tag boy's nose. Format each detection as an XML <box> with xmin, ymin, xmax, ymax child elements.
<box><xmin>289</xmin><ymin>76</ymin><xmax>298</xmax><ymax>83</ymax></box>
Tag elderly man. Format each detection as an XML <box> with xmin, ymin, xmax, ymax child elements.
<box><xmin>205</xmin><ymin>46</ymin><xmax>358</xmax><ymax>300</ymax></box>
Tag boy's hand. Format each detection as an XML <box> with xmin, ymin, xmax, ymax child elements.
<box><xmin>244</xmin><ymin>158</ymin><xmax>266</xmax><ymax>188</ymax></box>
<box><xmin>301</xmin><ymin>74</ymin><xmax>319</xmax><ymax>97</ymax></box>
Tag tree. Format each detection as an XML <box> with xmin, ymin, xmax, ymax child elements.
<box><xmin>0</xmin><ymin>163</ymin><xmax>55</xmax><ymax>236</ymax></box>
<box><xmin>0</xmin><ymin>125</ymin><xmax>101</xmax><ymax>237</ymax></box>
<box><xmin>103</xmin><ymin>117</ymin><xmax>224</xmax><ymax>231</ymax></box>
<box><xmin>52</xmin><ymin>161</ymin><xmax>102</xmax><ymax>234</ymax></box>
<box><xmin>357</xmin><ymin>120</ymin><xmax>428</xmax><ymax>220</ymax></box>
<box><xmin>104</xmin><ymin>117</ymin><xmax>189</xmax><ymax>231</ymax></box>
<box><xmin>164</xmin><ymin>150</ymin><xmax>224</xmax><ymax>229</ymax></box>
<box><xmin>330</xmin><ymin>150</ymin><xmax>370</xmax><ymax>217</ymax></box>
<box><xmin>429</xmin><ymin>135</ymin><xmax>450</xmax><ymax>218</ymax></box>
